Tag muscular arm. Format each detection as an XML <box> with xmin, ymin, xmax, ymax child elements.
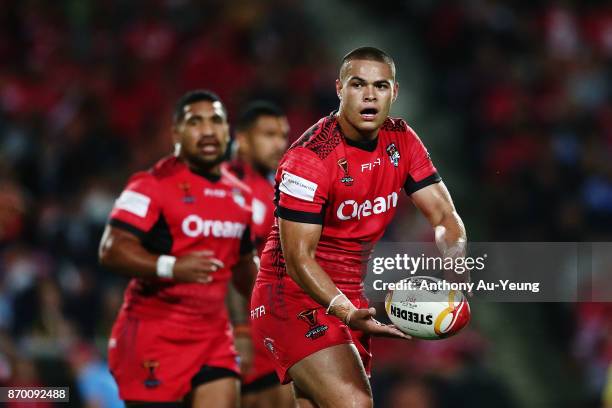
<box><xmin>279</xmin><ymin>218</ymin><xmax>409</xmax><ymax>338</ymax></box>
<box><xmin>410</xmin><ymin>181</ymin><xmax>467</xmax><ymax>261</ymax></box>
<box><xmin>98</xmin><ymin>225</ymin><xmax>222</xmax><ymax>282</ymax></box>
<box><xmin>230</xmin><ymin>250</ymin><xmax>258</xmax><ymax>300</ymax></box>
<box><xmin>279</xmin><ymin>219</ymin><xmax>340</xmax><ymax>308</ymax></box>
<box><xmin>98</xmin><ymin>225</ymin><xmax>159</xmax><ymax>278</ymax></box>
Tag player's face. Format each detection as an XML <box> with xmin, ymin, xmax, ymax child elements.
<box><xmin>336</xmin><ymin>59</ymin><xmax>398</xmax><ymax>137</ymax></box>
<box><xmin>243</xmin><ymin>115</ymin><xmax>289</xmax><ymax>172</ymax></box>
<box><xmin>173</xmin><ymin>100</ymin><xmax>229</xmax><ymax>170</ymax></box>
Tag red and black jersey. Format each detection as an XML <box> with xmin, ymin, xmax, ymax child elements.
<box><xmin>223</xmin><ymin>160</ymin><xmax>276</xmax><ymax>256</ymax></box>
<box><xmin>257</xmin><ymin>113</ymin><xmax>440</xmax><ymax>299</ymax></box>
<box><xmin>109</xmin><ymin>156</ymin><xmax>254</xmax><ymax>324</ymax></box>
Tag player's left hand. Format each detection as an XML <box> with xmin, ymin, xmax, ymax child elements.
<box><xmin>347</xmin><ymin>307</ymin><xmax>411</xmax><ymax>340</ymax></box>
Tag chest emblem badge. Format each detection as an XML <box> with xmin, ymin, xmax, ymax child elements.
<box><xmin>179</xmin><ymin>182</ymin><xmax>195</xmax><ymax>204</ymax></box>
<box><xmin>337</xmin><ymin>158</ymin><xmax>354</xmax><ymax>186</ymax></box>
<box><xmin>232</xmin><ymin>188</ymin><xmax>246</xmax><ymax>208</ymax></box>
<box><xmin>386</xmin><ymin>143</ymin><xmax>400</xmax><ymax>167</ymax></box>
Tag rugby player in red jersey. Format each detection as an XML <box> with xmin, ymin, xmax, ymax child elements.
<box><xmin>99</xmin><ymin>90</ymin><xmax>258</xmax><ymax>407</ymax></box>
<box><xmin>250</xmin><ymin>47</ymin><xmax>467</xmax><ymax>407</ymax></box>
<box><xmin>224</xmin><ymin>101</ymin><xmax>293</xmax><ymax>407</ymax></box>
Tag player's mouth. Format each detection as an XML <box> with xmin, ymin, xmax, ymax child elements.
<box><xmin>198</xmin><ymin>141</ymin><xmax>221</xmax><ymax>155</ymax></box>
<box><xmin>360</xmin><ymin>108</ymin><xmax>378</xmax><ymax>121</ymax></box>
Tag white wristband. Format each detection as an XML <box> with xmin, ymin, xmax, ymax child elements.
<box><xmin>156</xmin><ymin>255</ymin><xmax>176</xmax><ymax>279</ymax></box>
<box><xmin>326</xmin><ymin>293</ymin><xmax>348</xmax><ymax>314</ymax></box>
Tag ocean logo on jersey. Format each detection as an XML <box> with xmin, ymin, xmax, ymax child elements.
<box><xmin>179</xmin><ymin>182</ymin><xmax>195</xmax><ymax>204</ymax></box>
<box><xmin>297</xmin><ymin>309</ymin><xmax>328</xmax><ymax>340</ymax></box>
<box><xmin>143</xmin><ymin>360</ymin><xmax>161</xmax><ymax>388</ymax></box>
<box><xmin>181</xmin><ymin>215</ymin><xmax>246</xmax><ymax>238</ymax></box>
<box><xmin>336</xmin><ymin>192</ymin><xmax>398</xmax><ymax>221</ymax></box>
<box><xmin>386</xmin><ymin>143</ymin><xmax>400</xmax><ymax>167</ymax></box>
<box><xmin>337</xmin><ymin>158</ymin><xmax>354</xmax><ymax>186</ymax></box>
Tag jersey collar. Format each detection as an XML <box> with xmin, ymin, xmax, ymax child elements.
<box><xmin>331</xmin><ymin>112</ymin><xmax>379</xmax><ymax>152</ymax></box>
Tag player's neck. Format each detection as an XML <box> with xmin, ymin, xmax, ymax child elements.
<box><xmin>238</xmin><ymin>154</ymin><xmax>272</xmax><ymax>179</ymax></box>
<box><xmin>336</xmin><ymin>112</ymin><xmax>379</xmax><ymax>143</ymax></box>
<box><xmin>183</xmin><ymin>159</ymin><xmax>222</xmax><ymax>182</ymax></box>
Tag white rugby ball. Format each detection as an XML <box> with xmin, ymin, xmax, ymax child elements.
<box><xmin>384</xmin><ymin>276</ymin><xmax>470</xmax><ymax>340</ymax></box>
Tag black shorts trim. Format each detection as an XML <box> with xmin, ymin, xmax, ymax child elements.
<box><xmin>404</xmin><ymin>172</ymin><xmax>442</xmax><ymax>195</ymax></box>
<box><xmin>241</xmin><ymin>372</ymin><xmax>281</xmax><ymax>394</ymax></box>
<box><xmin>276</xmin><ymin>206</ymin><xmax>323</xmax><ymax>224</ymax></box>
<box><xmin>109</xmin><ymin>218</ymin><xmax>147</xmax><ymax>239</ymax></box>
<box><xmin>191</xmin><ymin>365</ymin><xmax>240</xmax><ymax>389</ymax></box>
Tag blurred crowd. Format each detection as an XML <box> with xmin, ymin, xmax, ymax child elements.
<box><xmin>0</xmin><ymin>0</ymin><xmax>336</xmax><ymax>406</ymax></box>
<box><xmin>0</xmin><ymin>0</ymin><xmax>611</xmax><ymax>407</ymax></box>
<box><xmin>377</xmin><ymin>1</ymin><xmax>612</xmax><ymax>406</ymax></box>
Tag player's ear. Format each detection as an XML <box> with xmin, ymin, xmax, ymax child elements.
<box><xmin>335</xmin><ymin>79</ymin><xmax>342</xmax><ymax>100</ymax></box>
<box><xmin>392</xmin><ymin>81</ymin><xmax>399</xmax><ymax>103</ymax></box>
<box><xmin>171</xmin><ymin>125</ymin><xmax>181</xmax><ymax>156</ymax></box>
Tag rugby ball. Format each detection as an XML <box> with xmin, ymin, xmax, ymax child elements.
<box><xmin>384</xmin><ymin>276</ymin><xmax>470</xmax><ymax>340</ymax></box>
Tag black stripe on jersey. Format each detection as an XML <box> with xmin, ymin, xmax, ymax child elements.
<box><xmin>404</xmin><ymin>172</ymin><xmax>442</xmax><ymax>195</ymax></box>
<box><xmin>277</xmin><ymin>206</ymin><xmax>324</xmax><ymax>224</ymax></box>
<box><xmin>109</xmin><ymin>216</ymin><xmax>173</xmax><ymax>254</ymax></box>
<box><xmin>240</xmin><ymin>226</ymin><xmax>255</xmax><ymax>255</ymax></box>
<box><xmin>109</xmin><ymin>218</ymin><xmax>146</xmax><ymax>239</ymax></box>
<box><xmin>143</xmin><ymin>215</ymin><xmax>173</xmax><ymax>254</ymax></box>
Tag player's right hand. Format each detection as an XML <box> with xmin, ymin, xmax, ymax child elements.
<box><xmin>172</xmin><ymin>250</ymin><xmax>224</xmax><ymax>283</ymax></box>
<box><xmin>347</xmin><ymin>307</ymin><xmax>411</xmax><ymax>340</ymax></box>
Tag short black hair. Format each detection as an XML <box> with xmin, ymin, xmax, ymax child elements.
<box><xmin>339</xmin><ymin>46</ymin><xmax>396</xmax><ymax>80</ymax></box>
<box><xmin>235</xmin><ymin>101</ymin><xmax>285</xmax><ymax>132</ymax></box>
<box><xmin>173</xmin><ymin>89</ymin><xmax>226</xmax><ymax>123</ymax></box>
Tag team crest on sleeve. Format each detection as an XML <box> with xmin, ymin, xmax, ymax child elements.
<box><xmin>337</xmin><ymin>158</ymin><xmax>353</xmax><ymax>186</ymax></box>
<box><xmin>279</xmin><ymin>171</ymin><xmax>317</xmax><ymax>202</ymax></box>
<box><xmin>115</xmin><ymin>190</ymin><xmax>151</xmax><ymax>217</ymax></box>
<box><xmin>386</xmin><ymin>143</ymin><xmax>400</xmax><ymax>167</ymax></box>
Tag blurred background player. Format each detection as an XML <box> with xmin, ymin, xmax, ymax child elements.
<box><xmin>250</xmin><ymin>47</ymin><xmax>467</xmax><ymax>408</ymax></box>
<box><xmin>98</xmin><ymin>90</ymin><xmax>258</xmax><ymax>407</ymax></box>
<box><xmin>224</xmin><ymin>101</ymin><xmax>293</xmax><ymax>407</ymax></box>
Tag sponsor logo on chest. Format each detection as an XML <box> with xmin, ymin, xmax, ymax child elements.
<box><xmin>181</xmin><ymin>214</ymin><xmax>246</xmax><ymax>238</ymax></box>
<box><xmin>336</xmin><ymin>191</ymin><xmax>398</xmax><ymax>221</ymax></box>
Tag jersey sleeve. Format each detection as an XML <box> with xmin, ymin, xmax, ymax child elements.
<box><xmin>403</xmin><ymin>126</ymin><xmax>442</xmax><ymax>195</ymax></box>
<box><xmin>108</xmin><ymin>172</ymin><xmax>162</xmax><ymax>238</ymax></box>
<box><xmin>275</xmin><ymin>147</ymin><xmax>329</xmax><ymax>224</ymax></box>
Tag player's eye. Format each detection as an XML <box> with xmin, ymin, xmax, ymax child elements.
<box><xmin>351</xmin><ymin>82</ymin><xmax>363</xmax><ymax>88</ymax></box>
<box><xmin>376</xmin><ymin>83</ymin><xmax>389</xmax><ymax>89</ymax></box>
<box><xmin>212</xmin><ymin>116</ymin><xmax>224</xmax><ymax>124</ymax></box>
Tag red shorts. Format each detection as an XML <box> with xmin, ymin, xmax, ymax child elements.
<box><xmin>250</xmin><ymin>282</ymin><xmax>371</xmax><ymax>384</ymax></box>
<box><xmin>241</xmin><ymin>329</ymin><xmax>279</xmax><ymax>387</ymax></box>
<box><xmin>108</xmin><ymin>310</ymin><xmax>239</xmax><ymax>402</ymax></box>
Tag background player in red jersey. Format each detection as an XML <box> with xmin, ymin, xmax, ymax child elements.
<box><xmin>225</xmin><ymin>101</ymin><xmax>293</xmax><ymax>407</ymax></box>
<box><xmin>99</xmin><ymin>90</ymin><xmax>258</xmax><ymax>407</ymax></box>
<box><xmin>250</xmin><ymin>47</ymin><xmax>468</xmax><ymax>407</ymax></box>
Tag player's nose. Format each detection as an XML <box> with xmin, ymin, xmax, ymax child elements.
<box><xmin>199</xmin><ymin>121</ymin><xmax>215</xmax><ymax>137</ymax></box>
<box><xmin>363</xmin><ymin>86</ymin><xmax>376</xmax><ymax>102</ymax></box>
